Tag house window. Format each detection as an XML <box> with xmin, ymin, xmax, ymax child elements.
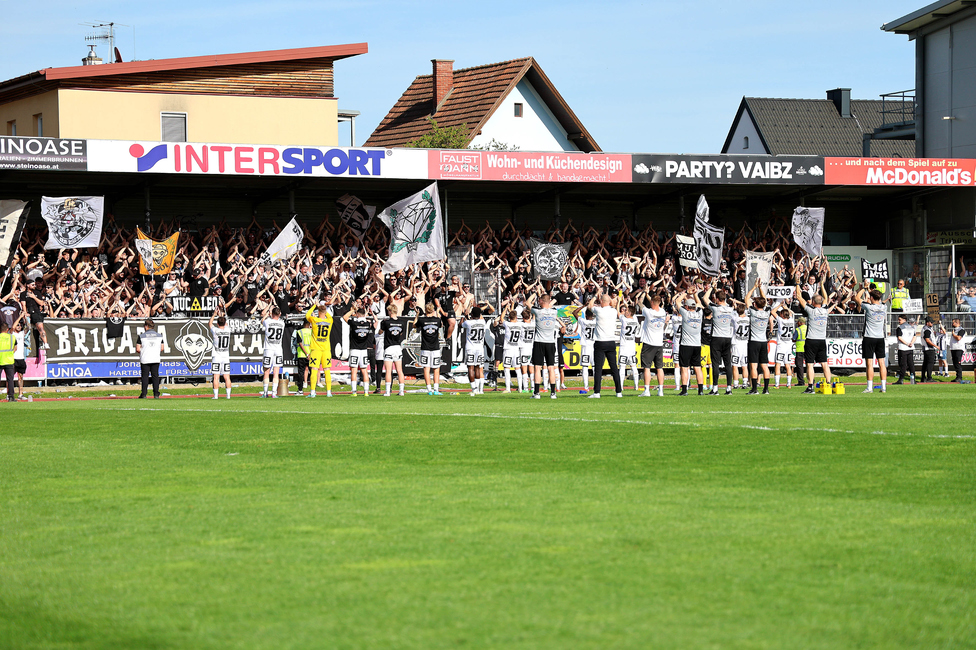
<box><xmin>161</xmin><ymin>112</ymin><xmax>187</xmax><ymax>142</ymax></box>
<box><xmin>6</xmin><ymin>120</ymin><xmax>15</xmax><ymax>136</ymax></box>
<box><xmin>514</xmin><ymin>103</ymin><xmax>523</xmax><ymax>118</ymax></box>
<box><xmin>743</xmin><ymin>136</ymin><xmax>749</xmax><ymax>150</ymax></box>
<box><xmin>34</xmin><ymin>114</ymin><xmax>43</xmax><ymax>137</ymax></box>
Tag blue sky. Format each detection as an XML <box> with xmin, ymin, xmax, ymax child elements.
<box><xmin>2</xmin><ymin>0</ymin><xmax>925</xmax><ymax>154</ymax></box>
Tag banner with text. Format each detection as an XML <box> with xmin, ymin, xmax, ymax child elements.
<box><xmin>429</xmin><ymin>150</ymin><xmax>632</xmax><ymax>183</ymax></box>
<box><xmin>675</xmin><ymin>235</ymin><xmax>698</xmax><ymax>268</ymax></box>
<box><xmin>824</xmin><ymin>157</ymin><xmax>976</xmax><ymax>187</ymax></box>
<box><xmin>631</xmin><ymin>154</ymin><xmax>825</xmax><ymax>184</ymax></box>
<box><xmin>0</xmin><ymin>136</ymin><xmax>87</xmax><ymax>171</ymax></box>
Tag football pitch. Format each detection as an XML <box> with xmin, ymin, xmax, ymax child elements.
<box><xmin>1</xmin><ymin>385</ymin><xmax>974</xmax><ymax>649</ymax></box>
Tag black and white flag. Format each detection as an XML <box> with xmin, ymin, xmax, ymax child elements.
<box><xmin>260</xmin><ymin>216</ymin><xmax>304</xmax><ymax>265</ymax></box>
<box><xmin>791</xmin><ymin>206</ymin><xmax>825</xmax><ymax>258</ymax></box>
<box><xmin>336</xmin><ymin>194</ymin><xmax>376</xmax><ymax>241</ymax></box>
<box><xmin>861</xmin><ymin>258</ymin><xmax>890</xmax><ymax>282</ymax></box>
<box><xmin>745</xmin><ymin>250</ymin><xmax>775</xmax><ymax>291</ymax></box>
<box><xmin>528</xmin><ymin>238</ymin><xmax>571</xmax><ymax>281</ymax></box>
<box><xmin>675</xmin><ymin>235</ymin><xmax>698</xmax><ymax>269</ymax></box>
<box><xmin>696</xmin><ymin>194</ymin><xmax>709</xmax><ymax>223</ymax></box>
<box><xmin>41</xmin><ymin>196</ymin><xmax>104</xmax><ymax>250</ymax></box>
<box><xmin>0</xmin><ymin>199</ymin><xmax>30</xmax><ymax>281</ymax></box>
<box><xmin>693</xmin><ymin>212</ymin><xmax>724</xmax><ymax>277</ymax></box>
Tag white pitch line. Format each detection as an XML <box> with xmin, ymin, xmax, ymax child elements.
<box><xmin>96</xmin><ymin>407</ymin><xmax>973</xmax><ymax>440</ymax></box>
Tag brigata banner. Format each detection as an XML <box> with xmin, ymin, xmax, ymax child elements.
<box><xmin>824</xmin><ymin>157</ymin><xmax>976</xmax><ymax>186</ymax></box>
<box><xmin>44</xmin><ymin>317</ymin><xmax>277</xmax><ymax>377</ymax></box>
<box><xmin>631</xmin><ymin>154</ymin><xmax>825</xmax><ymax>184</ymax></box>
<box><xmin>87</xmin><ymin>140</ymin><xmax>429</xmax><ymax>179</ymax></box>
<box><xmin>429</xmin><ymin>149</ymin><xmax>631</xmax><ymax>183</ymax></box>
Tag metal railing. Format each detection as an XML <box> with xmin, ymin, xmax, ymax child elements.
<box><xmin>880</xmin><ymin>89</ymin><xmax>916</xmax><ymax>128</ymax></box>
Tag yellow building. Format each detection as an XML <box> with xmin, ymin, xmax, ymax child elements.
<box><xmin>0</xmin><ymin>43</ymin><xmax>367</xmax><ymax>146</ymax></box>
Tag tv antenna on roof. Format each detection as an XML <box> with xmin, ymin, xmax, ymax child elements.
<box><xmin>81</xmin><ymin>22</ymin><xmax>131</xmax><ymax>63</ymax></box>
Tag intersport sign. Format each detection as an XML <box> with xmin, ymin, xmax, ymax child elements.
<box><xmin>87</xmin><ymin>140</ymin><xmax>429</xmax><ymax>179</ymax></box>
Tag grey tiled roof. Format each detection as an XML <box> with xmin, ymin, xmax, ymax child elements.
<box><xmin>731</xmin><ymin>97</ymin><xmax>916</xmax><ymax>157</ymax></box>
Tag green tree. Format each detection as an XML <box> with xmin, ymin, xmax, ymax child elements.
<box><xmin>405</xmin><ymin>118</ymin><xmax>470</xmax><ymax>149</ymax></box>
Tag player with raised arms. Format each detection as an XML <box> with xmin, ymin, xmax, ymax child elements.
<box><xmin>460</xmin><ymin>306</ymin><xmax>488</xmax><ymax>396</ymax></box>
<box><xmin>260</xmin><ymin>306</ymin><xmax>286</xmax><ymax>398</ymax></box>
<box><xmin>380</xmin><ymin>304</ymin><xmax>409</xmax><ymax>397</ymax></box>
<box><xmin>675</xmin><ymin>289</ymin><xmax>705</xmax><ymax>396</ymax></box>
<box><xmin>745</xmin><ymin>279</ymin><xmax>772</xmax><ymax>395</ymax></box>
<box><xmin>798</xmin><ymin>273</ymin><xmax>834</xmax><ymax>392</ymax></box>
<box><xmin>618</xmin><ymin>305</ymin><xmax>640</xmax><ymax>392</ymax></box>
<box><xmin>638</xmin><ymin>290</ymin><xmax>669</xmax><ymax>397</ymax></box>
<box><xmin>772</xmin><ymin>302</ymin><xmax>795</xmax><ymax>389</ymax></box>
<box><xmin>500</xmin><ymin>309</ymin><xmax>523</xmax><ymax>393</ymax></box>
<box><xmin>208</xmin><ymin>301</ymin><xmax>232</xmax><ymax>400</ymax></box>
<box><xmin>526</xmin><ymin>292</ymin><xmax>565</xmax><ymax>399</ymax></box>
<box><xmin>731</xmin><ymin>303</ymin><xmax>750</xmax><ymax>389</ymax></box>
<box><xmin>703</xmin><ymin>284</ymin><xmax>736</xmax><ymax>395</ymax></box>
<box><xmin>413</xmin><ymin>302</ymin><xmax>444</xmax><ymax>395</ymax></box>
<box><xmin>578</xmin><ymin>308</ymin><xmax>597</xmax><ymax>394</ymax></box>
<box><xmin>305</xmin><ymin>299</ymin><xmax>335</xmax><ymax>398</ymax></box>
<box><xmin>519</xmin><ymin>309</ymin><xmax>535</xmax><ymax>393</ymax></box>
<box><xmin>343</xmin><ymin>302</ymin><xmax>376</xmax><ymax>397</ymax></box>
<box><xmin>854</xmin><ymin>283</ymin><xmax>888</xmax><ymax>393</ymax></box>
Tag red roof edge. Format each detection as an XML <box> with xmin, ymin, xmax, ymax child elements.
<box><xmin>41</xmin><ymin>43</ymin><xmax>368</xmax><ymax>81</ymax></box>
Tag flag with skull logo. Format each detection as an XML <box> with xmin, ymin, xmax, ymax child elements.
<box><xmin>528</xmin><ymin>238</ymin><xmax>571</xmax><ymax>282</ymax></box>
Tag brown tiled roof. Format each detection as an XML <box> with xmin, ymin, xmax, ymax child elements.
<box><xmin>723</xmin><ymin>97</ymin><xmax>916</xmax><ymax>158</ymax></box>
<box><xmin>365</xmin><ymin>57</ymin><xmax>600</xmax><ymax>151</ymax></box>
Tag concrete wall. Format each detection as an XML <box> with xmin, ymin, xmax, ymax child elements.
<box><xmin>0</xmin><ymin>91</ymin><xmax>60</xmax><ymax>136</ymax></box>
<box><xmin>469</xmin><ymin>79</ymin><xmax>579</xmax><ymax>152</ymax></box>
<box><xmin>56</xmin><ymin>89</ymin><xmax>339</xmax><ymax>145</ymax></box>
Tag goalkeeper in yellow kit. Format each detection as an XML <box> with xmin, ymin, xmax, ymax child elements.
<box><xmin>305</xmin><ymin>299</ymin><xmax>335</xmax><ymax>398</ymax></box>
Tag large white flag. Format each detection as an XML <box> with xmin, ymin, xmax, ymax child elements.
<box><xmin>41</xmin><ymin>196</ymin><xmax>104</xmax><ymax>249</ymax></box>
<box><xmin>693</xmin><ymin>212</ymin><xmax>724</xmax><ymax>277</ymax></box>
<box><xmin>260</xmin><ymin>216</ymin><xmax>304</xmax><ymax>265</ymax></box>
<box><xmin>744</xmin><ymin>250</ymin><xmax>775</xmax><ymax>292</ymax></box>
<box><xmin>792</xmin><ymin>206</ymin><xmax>825</xmax><ymax>258</ymax></box>
<box><xmin>379</xmin><ymin>182</ymin><xmax>445</xmax><ymax>273</ymax></box>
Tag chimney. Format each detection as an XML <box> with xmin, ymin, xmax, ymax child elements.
<box><xmin>431</xmin><ymin>59</ymin><xmax>454</xmax><ymax>113</ymax></box>
<box><xmin>82</xmin><ymin>44</ymin><xmax>103</xmax><ymax>66</ymax></box>
<box><xmin>827</xmin><ymin>88</ymin><xmax>851</xmax><ymax>118</ymax></box>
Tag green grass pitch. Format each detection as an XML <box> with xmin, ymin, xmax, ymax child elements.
<box><xmin>1</xmin><ymin>385</ymin><xmax>974</xmax><ymax>649</ymax></box>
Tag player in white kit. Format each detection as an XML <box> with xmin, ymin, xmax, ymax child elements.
<box><xmin>638</xmin><ymin>292</ymin><xmax>668</xmax><ymax>396</ymax></box>
<box><xmin>501</xmin><ymin>310</ymin><xmax>523</xmax><ymax>393</ymax></box>
<box><xmin>518</xmin><ymin>310</ymin><xmax>535</xmax><ymax>393</ymax></box>
<box><xmin>461</xmin><ymin>306</ymin><xmax>488</xmax><ymax>395</ymax></box>
<box><xmin>731</xmin><ymin>304</ymin><xmax>750</xmax><ymax>389</ymax></box>
<box><xmin>772</xmin><ymin>304</ymin><xmax>796</xmax><ymax>388</ymax></box>
<box><xmin>261</xmin><ymin>306</ymin><xmax>285</xmax><ymax>398</ymax></box>
<box><xmin>208</xmin><ymin>305</ymin><xmax>233</xmax><ymax>399</ymax></box>
<box><xmin>578</xmin><ymin>310</ymin><xmax>596</xmax><ymax>394</ymax></box>
<box><xmin>668</xmin><ymin>311</ymin><xmax>682</xmax><ymax>391</ymax></box>
<box><xmin>618</xmin><ymin>306</ymin><xmax>640</xmax><ymax>391</ymax></box>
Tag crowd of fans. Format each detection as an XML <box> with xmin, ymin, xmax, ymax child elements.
<box><xmin>0</xmin><ymin>210</ymin><xmax>948</xmax><ymax>328</ymax></box>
